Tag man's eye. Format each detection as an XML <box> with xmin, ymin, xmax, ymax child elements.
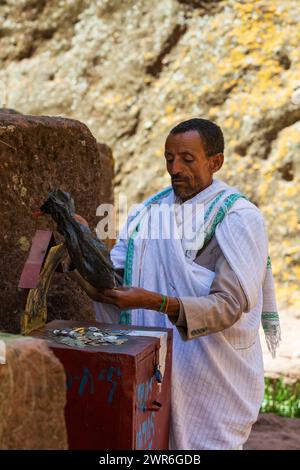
<box><xmin>165</xmin><ymin>156</ymin><xmax>174</xmax><ymax>162</ymax></box>
<box><xmin>184</xmin><ymin>157</ymin><xmax>194</xmax><ymax>162</ymax></box>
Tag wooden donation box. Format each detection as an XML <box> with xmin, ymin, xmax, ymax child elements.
<box><xmin>32</xmin><ymin>320</ymin><xmax>172</xmax><ymax>450</ymax></box>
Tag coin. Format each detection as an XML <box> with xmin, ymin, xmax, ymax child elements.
<box><xmin>73</xmin><ymin>327</ymin><xmax>85</xmax><ymax>333</ymax></box>
<box><xmin>61</xmin><ymin>330</ymin><xmax>71</xmax><ymax>336</ymax></box>
<box><xmin>88</xmin><ymin>327</ymin><xmax>99</xmax><ymax>332</ymax></box>
<box><xmin>68</xmin><ymin>331</ymin><xmax>80</xmax><ymax>338</ymax></box>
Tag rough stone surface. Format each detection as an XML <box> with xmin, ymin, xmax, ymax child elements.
<box><xmin>0</xmin><ymin>0</ymin><xmax>299</xmax><ymax>308</ymax></box>
<box><xmin>0</xmin><ymin>110</ymin><xmax>114</xmax><ymax>333</ymax></box>
<box><xmin>0</xmin><ymin>334</ymin><xmax>67</xmax><ymax>449</ymax></box>
<box><xmin>245</xmin><ymin>413</ymin><xmax>300</xmax><ymax>450</ymax></box>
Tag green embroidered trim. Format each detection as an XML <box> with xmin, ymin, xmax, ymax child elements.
<box><xmin>119</xmin><ymin>228</ymin><xmax>139</xmax><ymax>325</ymax></box>
<box><xmin>262</xmin><ymin>312</ymin><xmax>279</xmax><ymax>320</ymax></box>
<box><xmin>262</xmin><ymin>312</ymin><xmax>280</xmax><ymax>330</ymax></box>
<box><xmin>119</xmin><ymin>311</ymin><xmax>132</xmax><ymax>325</ymax></box>
<box><xmin>206</xmin><ymin>193</ymin><xmax>248</xmax><ymax>244</ymax></box>
<box><xmin>204</xmin><ymin>190</ymin><xmax>226</xmax><ymax>223</ymax></box>
<box><xmin>124</xmin><ymin>227</ymin><xmax>139</xmax><ymax>286</ymax></box>
<box><xmin>267</xmin><ymin>256</ymin><xmax>272</xmax><ymax>269</ymax></box>
<box><xmin>119</xmin><ymin>187</ymin><xmax>172</xmax><ymax>325</ymax></box>
<box><xmin>197</xmin><ymin>193</ymin><xmax>247</xmax><ymax>255</ymax></box>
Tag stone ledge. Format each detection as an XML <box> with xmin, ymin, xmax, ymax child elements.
<box><xmin>0</xmin><ymin>334</ymin><xmax>68</xmax><ymax>450</ymax></box>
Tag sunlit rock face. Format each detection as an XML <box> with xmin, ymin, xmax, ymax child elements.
<box><xmin>0</xmin><ymin>0</ymin><xmax>299</xmax><ymax>306</ymax></box>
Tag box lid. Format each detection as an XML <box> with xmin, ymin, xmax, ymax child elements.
<box><xmin>31</xmin><ymin>320</ymin><xmax>172</xmax><ymax>362</ymax></box>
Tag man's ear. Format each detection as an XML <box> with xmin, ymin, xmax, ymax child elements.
<box><xmin>208</xmin><ymin>153</ymin><xmax>224</xmax><ymax>173</ymax></box>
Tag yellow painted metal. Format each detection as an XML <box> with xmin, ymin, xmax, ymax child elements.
<box><xmin>21</xmin><ymin>243</ymin><xmax>67</xmax><ymax>335</ymax></box>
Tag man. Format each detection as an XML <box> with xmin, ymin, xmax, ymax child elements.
<box><xmin>69</xmin><ymin>118</ymin><xmax>280</xmax><ymax>450</ymax></box>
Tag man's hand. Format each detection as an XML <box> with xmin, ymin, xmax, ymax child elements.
<box><xmin>96</xmin><ymin>286</ymin><xmax>148</xmax><ymax>310</ymax></box>
<box><xmin>97</xmin><ymin>286</ymin><xmax>180</xmax><ymax>317</ymax></box>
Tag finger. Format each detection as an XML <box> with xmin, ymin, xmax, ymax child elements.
<box><xmin>100</xmin><ymin>288</ymin><xmax>118</xmax><ymax>298</ymax></box>
<box><xmin>115</xmin><ymin>286</ymin><xmax>131</xmax><ymax>292</ymax></box>
<box><xmin>97</xmin><ymin>294</ymin><xmax>118</xmax><ymax>304</ymax></box>
<box><xmin>96</xmin><ymin>292</ymin><xmax>111</xmax><ymax>302</ymax></box>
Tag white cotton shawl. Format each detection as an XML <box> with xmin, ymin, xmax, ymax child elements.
<box><xmin>94</xmin><ymin>179</ymin><xmax>280</xmax><ymax>449</ymax></box>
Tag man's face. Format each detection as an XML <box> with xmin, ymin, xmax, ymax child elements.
<box><xmin>164</xmin><ymin>130</ymin><xmax>223</xmax><ymax>201</ymax></box>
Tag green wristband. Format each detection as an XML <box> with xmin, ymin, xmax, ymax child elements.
<box><xmin>159</xmin><ymin>294</ymin><xmax>167</xmax><ymax>312</ymax></box>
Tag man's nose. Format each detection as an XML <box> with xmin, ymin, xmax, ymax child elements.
<box><xmin>169</xmin><ymin>157</ymin><xmax>184</xmax><ymax>175</ymax></box>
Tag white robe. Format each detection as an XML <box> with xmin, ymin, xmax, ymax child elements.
<box><xmin>94</xmin><ymin>179</ymin><xmax>269</xmax><ymax>450</ymax></box>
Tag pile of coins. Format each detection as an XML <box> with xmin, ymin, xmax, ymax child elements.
<box><xmin>48</xmin><ymin>326</ymin><xmax>129</xmax><ymax>348</ymax></box>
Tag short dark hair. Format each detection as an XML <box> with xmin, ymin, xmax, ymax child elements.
<box><xmin>170</xmin><ymin>118</ymin><xmax>224</xmax><ymax>156</ymax></box>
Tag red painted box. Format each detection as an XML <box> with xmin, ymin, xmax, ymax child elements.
<box><xmin>32</xmin><ymin>320</ymin><xmax>172</xmax><ymax>450</ymax></box>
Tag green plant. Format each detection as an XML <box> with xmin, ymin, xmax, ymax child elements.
<box><xmin>261</xmin><ymin>377</ymin><xmax>300</xmax><ymax>418</ymax></box>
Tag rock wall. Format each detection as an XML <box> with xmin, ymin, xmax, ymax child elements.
<box><xmin>0</xmin><ymin>334</ymin><xmax>67</xmax><ymax>449</ymax></box>
<box><xmin>0</xmin><ymin>0</ymin><xmax>299</xmax><ymax>306</ymax></box>
<box><xmin>0</xmin><ymin>110</ymin><xmax>114</xmax><ymax>333</ymax></box>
